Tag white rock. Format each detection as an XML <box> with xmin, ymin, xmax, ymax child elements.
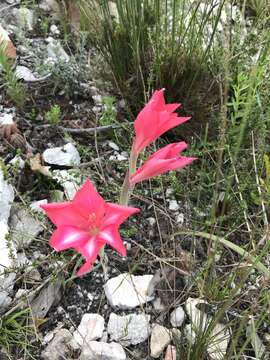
<box><xmin>169</xmin><ymin>200</ymin><xmax>180</xmax><ymax>211</ymax></box>
<box><xmin>9</xmin><ymin>155</ymin><xmax>25</xmax><ymax>169</ymax></box>
<box><xmin>175</xmin><ymin>213</ymin><xmax>184</xmax><ymax>225</ymax></box>
<box><xmin>0</xmin><ymin>291</ymin><xmax>12</xmax><ymax>312</ymax></box>
<box><xmin>73</xmin><ymin>313</ymin><xmax>104</xmax><ymax>346</ymax></box>
<box><xmin>108</xmin><ymin>141</ymin><xmax>119</xmax><ymax>151</ymax></box>
<box><xmin>117</xmin><ymin>154</ymin><xmax>127</xmax><ymax>161</ymax></box>
<box><xmin>41</xmin><ymin>328</ymin><xmax>79</xmax><ymax>360</ymax></box>
<box><xmin>80</xmin><ymin>341</ymin><xmax>126</xmax><ymax>360</ymax></box>
<box><xmin>0</xmin><ymin>113</ymin><xmax>14</xmax><ymax>125</ymax></box>
<box><xmin>39</xmin><ymin>0</ymin><xmax>60</xmax><ymax>13</ymax></box>
<box><xmin>0</xmin><ymin>170</ymin><xmax>15</xmax><ymax>272</ymax></box>
<box><xmin>43</xmin><ymin>143</ymin><xmax>80</xmax><ymax>167</ymax></box>
<box><xmin>30</xmin><ymin>199</ymin><xmax>48</xmax><ymax>213</ymax></box>
<box><xmin>185</xmin><ymin>298</ymin><xmax>230</xmax><ymax>360</ymax></box>
<box><xmin>104</xmin><ymin>273</ymin><xmax>154</xmax><ymax>309</ymax></box>
<box><xmin>15</xmin><ymin>66</ymin><xmax>37</xmax><ymax>82</ymax></box>
<box><xmin>47</xmin><ymin>40</ymin><xmax>70</xmax><ymax>63</ymax></box>
<box><xmin>10</xmin><ymin>208</ymin><xmax>43</xmax><ymax>249</ymax></box>
<box><xmin>14</xmin><ymin>7</ymin><xmax>35</xmax><ymax>31</ymax></box>
<box><xmin>92</xmin><ymin>95</ymin><xmax>102</xmax><ymax>105</ymax></box>
<box><xmin>107</xmin><ymin>313</ymin><xmax>151</xmax><ymax>345</ymax></box>
<box><xmin>153</xmin><ymin>297</ymin><xmax>166</xmax><ymax>312</ymax></box>
<box><xmin>150</xmin><ymin>324</ymin><xmax>172</xmax><ymax>358</ymax></box>
<box><xmin>50</xmin><ymin>24</ymin><xmax>60</xmax><ymax>35</ymax></box>
<box><xmin>15</xmin><ymin>288</ymin><xmax>28</xmax><ymax>300</ymax></box>
<box><xmin>147</xmin><ymin>217</ymin><xmax>156</xmax><ymax>226</ymax></box>
<box><xmin>170</xmin><ymin>306</ymin><xmax>185</xmax><ymax>327</ymax></box>
<box><xmin>166</xmin><ymin>188</ymin><xmax>174</xmax><ymax>197</ymax></box>
<box><xmin>52</xmin><ymin>170</ymin><xmax>81</xmax><ymax>200</ymax></box>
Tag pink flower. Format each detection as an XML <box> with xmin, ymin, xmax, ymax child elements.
<box><xmin>41</xmin><ymin>179</ymin><xmax>139</xmax><ymax>276</ymax></box>
<box><xmin>130</xmin><ymin>142</ymin><xmax>196</xmax><ymax>184</ymax></box>
<box><xmin>133</xmin><ymin>89</ymin><xmax>190</xmax><ymax>154</ymax></box>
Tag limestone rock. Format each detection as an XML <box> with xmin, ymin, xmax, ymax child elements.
<box><xmin>73</xmin><ymin>313</ymin><xmax>104</xmax><ymax>346</ymax></box>
<box><xmin>80</xmin><ymin>341</ymin><xmax>126</xmax><ymax>360</ymax></box>
<box><xmin>104</xmin><ymin>273</ymin><xmax>154</xmax><ymax>309</ymax></box>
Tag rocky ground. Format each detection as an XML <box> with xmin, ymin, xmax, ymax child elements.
<box><xmin>1</xmin><ymin>1</ymin><xmax>268</xmax><ymax>359</ymax></box>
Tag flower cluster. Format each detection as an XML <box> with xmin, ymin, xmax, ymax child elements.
<box><xmin>42</xmin><ymin>89</ymin><xmax>196</xmax><ymax>275</ymax></box>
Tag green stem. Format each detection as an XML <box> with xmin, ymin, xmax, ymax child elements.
<box><xmin>119</xmin><ymin>144</ymin><xmax>138</xmax><ymax>205</ymax></box>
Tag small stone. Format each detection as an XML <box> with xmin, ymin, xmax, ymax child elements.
<box><xmin>169</xmin><ymin>200</ymin><xmax>180</xmax><ymax>211</ymax></box>
<box><xmin>0</xmin><ymin>113</ymin><xmax>14</xmax><ymax>125</ymax></box>
<box><xmin>108</xmin><ymin>141</ymin><xmax>119</xmax><ymax>151</ymax></box>
<box><xmin>15</xmin><ymin>289</ymin><xmax>28</xmax><ymax>300</ymax></box>
<box><xmin>15</xmin><ymin>66</ymin><xmax>37</xmax><ymax>82</ymax></box>
<box><xmin>104</xmin><ymin>273</ymin><xmax>154</xmax><ymax>309</ymax></box>
<box><xmin>170</xmin><ymin>306</ymin><xmax>185</xmax><ymax>327</ymax></box>
<box><xmin>164</xmin><ymin>345</ymin><xmax>177</xmax><ymax>360</ymax></box>
<box><xmin>80</xmin><ymin>341</ymin><xmax>126</xmax><ymax>360</ymax></box>
<box><xmin>73</xmin><ymin>313</ymin><xmax>104</xmax><ymax>346</ymax></box>
<box><xmin>147</xmin><ymin>217</ymin><xmax>156</xmax><ymax>226</ymax></box>
<box><xmin>41</xmin><ymin>329</ymin><xmax>78</xmax><ymax>360</ymax></box>
<box><xmin>117</xmin><ymin>154</ymin><xmax>127</xmax><ymax>161</ymax></box>
<box><xmin>150</xmin><ymin>324</ymin><xmax>172</xmax><ymax>358</ymax></box>
<box><xmin>30</xmin><ymin>199</ymin><xmax>48</xmax><ymax>213</ymax></box>
<box><xmin>13</xmin><ymin>7</ymin><xmax>35</xmax><ymax>31</ymax></box>
<box><xmin>50</xmin><ymin>24</ymin><xmax>60</xmax><ymax>35</ymax></box>
<box><xmin>43</xmin><ymin>143</ymin><xmax>80</xmax><ymax>167</ymax></box>
<box><xmin>153</xmin><ymin>297</ymin><xmax>166</xmax><ymax>312</ymax></box>
<box><xmin>10</xmin><ymin>208</ymin><xmax>43</xmax><ymax>249</ymax></box>
<box><xmin>166</xmin><ymin>188</ymin><xmax>174</xmax><ymax>197</ymax></box>
<box><xmin>0</xmin><ymin>291</ymin><xmax>12</xmax><ymax>313</ymax></box>
<box><xmin>9</xmin><ymin>155</ymin><xmax>25</xmax><ymax>170</ymax></box>
<box><xmin>175</xmin><ymin>213</ymin><xmax>184</xmax><ymax>225</ymax></box>
<box><xmin>107</xmin><ymin>313</ymin><xmax>151</xmax><ymax>345</ymax></box>
<box><xmin>92</xmin><ymin>95</ymin><xmax>102</xmax><ymax>106</ymax></box>
<box><xmin>47</xmin><ymin>40</ymin><xmax>70</xmax><ymax>63</ymax></box>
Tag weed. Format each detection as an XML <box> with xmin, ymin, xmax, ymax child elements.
<box><xmin>0</xmin><ymin>45</ymin><xmax>26</xmax><ymax>108</ymax></box>
<box><xmin>45</xmin><ymin>104</ymin><xmax>61</xmax><ymax>125</ymax></box>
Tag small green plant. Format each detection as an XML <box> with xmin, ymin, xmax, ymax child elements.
<box><xmin>0</xmin><ymin>45</ymin><xmax>26</xmax><ymax>108</ymax></box>
<box><xmin>0</xmin><ymin>308</ymin><xmax>35</xmax><ymax>355</ymax></box>
<box><xmin>45</xmin><ymin>104</ymin><xmax>61</xmax><ymax>125</ymax></box>
<box><xmin>99</xmin><ymin>96</ymin><xmax>117</xmax><ymax>126</ymax></box>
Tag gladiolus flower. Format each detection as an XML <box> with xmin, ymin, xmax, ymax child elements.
<box><xmin>130</xmin><ymin>142</ymin><xmax>196</xmax><ymax>184</ymax></box>
<box><xmin>41</xmin><ymin>179</ymin><xmax>140</xmax><ymax>276</ymax></box>
<box><xmin>133</xmin><ymin>89</ymin><xmax>190</xmax><ymax>154</ymax></box>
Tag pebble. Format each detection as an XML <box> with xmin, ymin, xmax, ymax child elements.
<box><xmin>73</xmin><ymin>313</ymin><xmax>105</xmax><ymax>346</ymax></box>
<box><xmin>170</xmin><ymin>306</ymin><xmax>185</xmax><ymax>327</ymax></box>
<box><xmin>0</xmin><ymin>113</ymin><xmax>14</xmax><ymax>125</ymax></box>
<box><xmin>175</xmin><ymin>213</ymin><xmax>184</xmax><ymax>224</ymax></box>
<box><xmin>47</xmin><ymin>40</ymin><xmax>70</xmax><ymax>63</ymax></box>
<box><xmin>0</xmin><ymin>170</ymin><xmax>15</xmax><ymax>272</ymax></box>
<box><xmin>168</xmin><ymin>200</ymin><xmax>180</xmax><ymax>211</ymax></box>
<box><xmin>107</xmin><ymin>312</ymin><xmax>151</xmax><ymax>345</ymax></box>
<box><xmin>150</xmin><ymin>324</ymin><xmax>172</xmax><ymax>358</ymax></box>
<box><xmin>41</xmin><ymin>328</ymin><xmax>79</xmax><ymax>360</ymax></box>
<box><xmin>30</xmin><ymin>199</ymin><xmax>48</xmax><ymax>213</ymax></box>
<box><xmin>104</xmin><ymin>273</ymin><xmax>154</xmax><ymax>309</ymax></box>
<box><xmin>13</xmin><ymin>7</ymin><xmax>35</xmax><ymax>31</ymax></box>
<box><xmin>43</xmin><ymin>143</ymin><xmax>80</xmax><ymax>167</ymax></box>
<box><xmin>80</xmin><ymin>341</ymin><xmax>126</xmax><ymax>360</ymax></box>
<box><xmin>9</xmin><ymin>155</ymin><xmax>25</xmax><ymax>170</ymax></box>
<box><xmin>10</xmin><ymin>208</ymin><xmax>43</xmax><ymax>249</ymax></box>
<box><xmin>15</xmin><ymin>66</ymin><xmax>37</xmax><ymax>82</ymax></box>
<box><xmin>108</xmin><ymin>141</ymin><xmax>120</xmax><ymax>151</ymax></box>
<box><xmin>50</xmin><ymin>24</ymin><xmax>60</xmax><ymax>35</ymax></box>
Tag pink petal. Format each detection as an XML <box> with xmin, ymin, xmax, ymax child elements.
<box><xmin>41</xmin><ymin>202</ymin><xmax>89</xmax><ymax>229</ymax></box>
<box><xmin>73</xmin><ymin>179</ymin><xmax>105</xmax><ymax>221</ymax></box>
<box><xmin>49</xmin><ymin>226</ymin><xmax>90</xmax><ymax>251</ymax></box>
<box><xmin>158</xmin><ymin>115</ymin><xmax>190</xmax><ymax>137</ymax></box>
<box><xmin>98</xmin><ymin>225</ymin><xmax>127</xmax><ymax>256</ymax></box>
<box><xmin>76</xmin><ymin>260</ymin><xmax>95</xmax><ymax>276</ymax></box>
<box><xmin>75</xmin><ymin>237</ymin><xmax>103</xmax><ymax>262</ymax></box>
<box><xmin>103</xmin><ymin>203</ymin><xmax>140</xmax><ymax>227</ymax></box>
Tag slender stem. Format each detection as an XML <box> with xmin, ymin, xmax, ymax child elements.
<box><xmin>119</xmin><ymin>143</ymin><xmax>138</xmax><ymax>205</ymax></box>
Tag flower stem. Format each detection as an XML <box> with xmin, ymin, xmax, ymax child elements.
<box><xmin>119</xmin><ymin>144</ymin><xmax>138</xmax><ymax>205</ymax></box>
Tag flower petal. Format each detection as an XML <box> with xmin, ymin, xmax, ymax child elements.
<box><xmin>41</xmin><ymin>202</ymin><xmax>89</xmax><ymax>228</ymax></box>
<box><xmin>76</xmin><ymin>260</ymin><xmax>95</xmax><ymax>276</ymax></box>
<box><xmin>98</xmin><ymin>225</ymin><xmax>127</xmax><ymax>257</ymax></box>
<box><xmin>103</xmin><ymin>203</ymin><xmax>140</xmax><ymax>227</ymax></box>
<box><xmin>49</xmin><ymin>226</ymin><xmax>90</xmax><ymax>251</ymax></box>
<box><xmin>75</xmin><ymin>238</ymin><xmax>103</xmax><ymax>276</ymax></box>
<box><xmin>73</xmin><ymin>179</ymin><xmax>105</xmax><ymax>221</ymax></box>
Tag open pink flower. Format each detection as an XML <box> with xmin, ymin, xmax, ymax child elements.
<box><xmin>41</xmin><ymin>179</ymin><xmax>139</xmax><ymax>276</ymax></box>
<box><xmin>133</xmin><ymin>89</ymin><xmax>190</xmax><ymax>154</ymax></box>
<box><xmin>130</xmin><ymin>142</ymin><xmax>196</xmax><ymax>184</ymax></box>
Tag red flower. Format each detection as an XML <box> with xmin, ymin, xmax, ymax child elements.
<box><xmin>133</xmin><ymin>89</ymin><xmax>190</xmax><ymax>154</ymax></box>
<box><xmin>41</xmin><ymin>179</ymin><xmax>139</xmax><ymax>276</ymax></box>
<box><xmin>130</xmin><ymin>142</ymin><xmax>196</xmax><ymax>184</ymax></box>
